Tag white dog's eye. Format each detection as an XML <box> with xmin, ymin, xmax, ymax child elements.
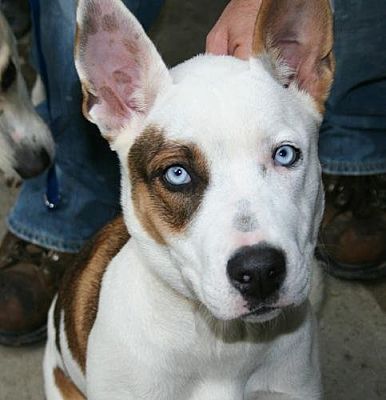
<box><xmin>273</xmin><ymin>145</ymin><xmax>300</xmax><ymax>167</ymax></box>
<box><xmin>164</xmin><ymin>165</ymin><xmax>192</xmax><ymax>186</ymax></box>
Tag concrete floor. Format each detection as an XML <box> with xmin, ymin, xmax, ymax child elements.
<box><xmin>1</xmin><ymin>0</ymin><xmax>386</xmax><ymax>399</ymax></box>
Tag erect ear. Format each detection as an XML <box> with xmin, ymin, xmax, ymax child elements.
<box><xmin>75</xmin><ymin>0</ymin><xmax>171</xmax><ymax>141</ymax></box>
<box><xmin>253</xmin><ymin>0</ymin><xmax>335</xmax><ymax>112</ymax></box>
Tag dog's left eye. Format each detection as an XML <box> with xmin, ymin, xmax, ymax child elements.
<box><xmin>273</xmin><ymin>145</ymin><xmax>300</xmax><ymax>167</ymax></box>
<box><xmin>163</xmin><ymin>165</ymin><xmax>192</xmax><ymax>186</ymax></box>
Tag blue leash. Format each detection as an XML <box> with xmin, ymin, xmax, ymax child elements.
<box><xmin>29</xmin><ymin>0</ymin><xmax>61</xmax><ymax>210</ymax></box>
<box><xmin>44</xmin><ymin>166</ymin><xmax>61</xmax><ymax>209</ymax></box>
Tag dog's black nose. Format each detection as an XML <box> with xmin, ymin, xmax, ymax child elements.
<box><xmin>14</xmin><ymin>147</ymin><xmax>52</xmax><ymax>179</ymax></box>
<box><xmin>227</xmin><ymin>244</ymin><xmax>286</xmax><ymax>302</ymax></box>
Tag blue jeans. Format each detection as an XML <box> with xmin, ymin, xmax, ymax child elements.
<box><xmin>319</xmin><ymin>0</ymin><xmax>386</xmax><ymax>175</ymax></box>
<box><xmin>7</xmin><ymin>0</ymin><xmax>386</xmax><ymax>252</ymax></box>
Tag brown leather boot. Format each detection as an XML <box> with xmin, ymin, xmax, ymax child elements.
<box><xmin>318</xmin><ymin>174</ymin><xmax>386</xmax><ymax>280</ymax></box>
<box><xmin>0</xmin><ymin>232</ymin><xmax>77</xmax><ymax>346</ymax></box>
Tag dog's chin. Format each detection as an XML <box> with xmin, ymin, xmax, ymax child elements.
<box><xmin>206</xmin><ymin>303</ymin><xmax>283</xmax><ymax>323</ymax></box>
<box><xmin>241</xmin><ymin>307</ymin><xmax>282</xmax><ymax>323</ymax></box>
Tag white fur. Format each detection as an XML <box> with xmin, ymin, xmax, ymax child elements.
<box><xmin>87</xmin><ymin>244</ymin><xmax>321</xmax><ymax>399</ymax></box>
<box><xmin>31</xmin><ymin>75</ymin><xmax>46</xmax><ymax>107</ymax></box>
<box><xmin>43</xmin><ymin>298</ymin><xmax>66</xmax><ymax>400</ymax></box>
<box><xmin>44</xmin><ymin>0</ymin><xmax>329</xmax><ymax>398</ymax></box>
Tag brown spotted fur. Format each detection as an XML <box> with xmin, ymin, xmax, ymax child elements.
<box><xmin>54</xmin><ymin>367</ymin><xmax>86</xmax><ymax>400</ymax></box>
<box><xmin>54</xmin><ymin>216</ymin><xmax>129</xmax><ymax>372</ymax></box>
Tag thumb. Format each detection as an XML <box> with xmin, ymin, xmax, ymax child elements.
<box><xmin>206</xmin><ymin>29</ymin><xmax>229</xmax><ymax>55</ymax></box>
<box><xmin>231</xmin><ymin>38</ymin><xmax>253</xmax><ymax>60</ymax></box>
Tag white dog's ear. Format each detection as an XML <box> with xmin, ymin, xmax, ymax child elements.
<box><xmin>75</xmin><ymin>0</ymin><xmax>171</xmax><ymax>141</ymax></box>
<box><xmin>253</xmin><ymin>0</ymin><xmax>334</xmax><ymax>111</ymax></box>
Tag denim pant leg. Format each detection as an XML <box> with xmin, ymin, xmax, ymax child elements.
<box><xmin>319</xmin><ymin>0</ymin><xmax>386</xmax><ymax>175</ymax></box>
<box><xmin>7</xmin><ymin>0</ymin><xmax>164</xmax><ymax>253</ymax></box>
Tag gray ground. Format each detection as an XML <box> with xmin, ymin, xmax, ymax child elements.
<box><xmin>1</xmin><ymin>0</ymin><xmax>386</xmax><ymax>399</ymax></box>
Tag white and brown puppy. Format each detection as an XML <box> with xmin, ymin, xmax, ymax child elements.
<box><xmin>44</xmin><ymin>0</ymin><xmax>334</xmax><ymax>398</ymax></box>
<box><xmin>0</xmin><ymin>11</ymin><xmax>53</xmax><ymax>184</ymax></box>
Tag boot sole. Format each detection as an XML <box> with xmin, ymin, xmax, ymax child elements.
<box><xmin>316</xmin><ymin>249</ymin><xmax>386</xmax><ymax>281</ymax></box>
<box><xmin>0</xmin><ymin>324</ymin><xmax>46</xmax><ymax>347</ymax></box>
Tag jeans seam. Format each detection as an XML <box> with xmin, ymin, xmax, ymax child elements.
<box><xmin>7</xmin><ymin>216</ymin><xmax>83</xmax><ymax>253</ymax></box>
<box><xmin>320</xmin><ymin>158</ymin><xmax>386</xmax><ymax>175</ymax></box>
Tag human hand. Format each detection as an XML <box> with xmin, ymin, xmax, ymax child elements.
<box><xmin>206</xmin><ymin>0</ymin><xmax>262</xmax><ymax>60</ymax></box>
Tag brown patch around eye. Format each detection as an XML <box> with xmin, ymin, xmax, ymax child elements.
<box><xmin>128</xmin><ymin>126</ymin><xmax>210</xmax><ymax>244</ymax></box>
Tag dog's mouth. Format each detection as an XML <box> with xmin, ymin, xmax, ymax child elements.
<box><xmin>242</xmin><ymin>305</ymin><xmax>278</xmax><ymax>318</ymax></box>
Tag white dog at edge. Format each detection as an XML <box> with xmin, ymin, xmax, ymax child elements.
<box><xmin>0</xmin><ymin>12</ymin><xmax>53</xmax><ymax>183</ymax></box>
<box><xmin>43</xmin><ymin>0</ymin><xmax>334</xmax><ymax>398</ymax></box>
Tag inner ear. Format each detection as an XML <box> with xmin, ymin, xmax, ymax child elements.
<box><xmin>253</xmin><ymin>0</ymin><xmax>335</xmax><ymax>110</ymax></box>
<box><xmin>75</xmin><ymin>0</ymin><xmax>171</xmax><ymax>140</ymax></box>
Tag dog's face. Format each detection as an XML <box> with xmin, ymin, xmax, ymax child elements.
<box><xmin>0</xmin><ymin>12</ymin><xmax>54</xmax><ymax>183</ymax></box>
<box><xmin>76</xmin><ymin>0</ymin><xmax>334</xmax><ymax>322</ymax></box>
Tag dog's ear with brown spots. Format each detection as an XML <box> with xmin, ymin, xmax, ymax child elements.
<box><xmin>75</xmin><ymin>0</ymin><xmax>171</xmax><ymax>141</ymax></box>
<box><xmin>253</xmin><ymin>0</ymin><xmax>335</xmax><ymax>112</ymax></box>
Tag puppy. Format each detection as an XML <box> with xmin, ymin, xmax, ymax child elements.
<box><xmin>44</xmin><ymin>0</ymin><xmax>334</xmax><ymax>398</ymax></box>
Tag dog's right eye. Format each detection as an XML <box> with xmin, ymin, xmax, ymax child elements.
<box><xmin>163</xmin><ymin>165</ymin><xmax>192</xmax><ymax>187</ymax></box>
<box><xmin>1</xmin><ymin>59</ymin><xmax>17</xmax><ymax>92</ymax></box>
<box><xmin>273</xmin><ymin>145</ymin><xmax>301</xmax><ymax>167</ymax></box>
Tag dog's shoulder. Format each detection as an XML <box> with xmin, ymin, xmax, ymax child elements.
<box><xmin>54</xmin><ymin>215</ymin><xmax>129</xmax><ymax>372</ymax></box>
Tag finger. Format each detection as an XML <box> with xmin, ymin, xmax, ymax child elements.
<box><xmin>231</xmin><ymin>40</ymin><xmax>253</xmax><ymax>60</ymax></box>
<box><xmin>206</xmin><ymin>29</ymin><xmax>229</xmax><ymax>56</ymax></box>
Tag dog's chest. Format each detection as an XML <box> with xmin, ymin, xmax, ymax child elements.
<box><xmin>86</xmin><ymin>245</ymin><xmax>271</xmax><ymax>398</ymax></box>
<box><xmin>89</xmin><ymin>315</ymin><xmax>269</xmax><ymax>399</ymax></box>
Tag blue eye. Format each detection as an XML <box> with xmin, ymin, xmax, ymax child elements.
<box><xmin>164</xmin><ymin>165</ymin><xmax>192</xmax><ymax>186</ymax></box>
<box><xmin>273</xmin><ymin>145</ymin><xmax>300</xmax><ymax>167</ymax></box>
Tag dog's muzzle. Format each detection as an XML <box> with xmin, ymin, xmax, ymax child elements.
<box><xmin>13</xmin><ymin>146</ymin><xmax>52</xmax><ymax>179</ymax></box>
<box><xmin>227</xmin><ymin>243</ymin><xmax>286</xmax><ymax>310</ymax></box>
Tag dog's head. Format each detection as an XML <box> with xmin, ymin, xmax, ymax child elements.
<box><xmin>0</xmin><ymin>12</ymin><xmax>54</xmax><ymax>184</ymax></box>
<box><xmin>75</xmin><ymin>0</ymin><xmax>334</xmax><ymax>322</ymax></box>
